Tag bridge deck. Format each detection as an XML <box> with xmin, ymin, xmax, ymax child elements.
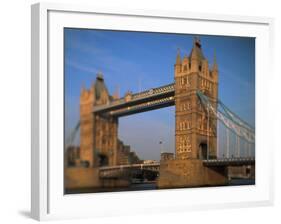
<box><xmin>99</xmin><ymin>162</ymin><xmax>160</xmax><ymax>171</ymax></box>
<box><xmin>99</xmin><ymin>158</ymin><xmax>255</xmax><ymax>171</ymax></box>
<box><xmin>108</xmin><ymin>96</ymin><xmax>175</xmax><ymax>117</ymax></box>
<box><xmin>98</xmin><ymin>159</ymin><xmax>255</xmax><ymax>179</ymax></box>
<box><xmin>93</xmin><ymin>83</ymin><xmax>175</xmax><ymax>114</ymax></box>
<box><xmin>203</xmin><ymin>157</ymin><xmax>255</xmax><ymax>166</ymax></box>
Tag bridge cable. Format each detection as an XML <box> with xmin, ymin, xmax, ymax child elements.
<box><xmin>65</xmin><ymin>121</ymin><xmax>80</xmax><ymax>150</ymax></box>
<box><xmin>196</xmin><ymin>90</ymin><xmax>255</xmax><ymax>144</ymax></box>
<box><xmin>225</xmin><ymin>127</ymin><xmax>228</xmax><ymax>157</ymax></box>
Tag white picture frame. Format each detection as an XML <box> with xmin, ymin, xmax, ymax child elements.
<box><xmin>31</xmin><ymin>2</ymin><xmax>274</xmax><ymax>221</ymax></box>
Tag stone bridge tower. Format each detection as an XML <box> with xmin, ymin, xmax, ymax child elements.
<box><xmin>158</xmin><ymin>38</ymin><xmax>224</xmax><ymax>188</ymax></box>
<box><xmin>80</xmin><ymin>73</ymin><xmax>118</xmax><ymax>167</ymax></box>
<box><xmin>174</xmin><ymin>38</ymin><xmax>218</xmax><ymax>160</ymax></box>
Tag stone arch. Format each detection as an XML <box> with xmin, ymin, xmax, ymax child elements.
<box><xmin>98</xmin><ymin>153</ymin><xmax>109</xmax><ymax>167</ymax></box>
<box><xmin>198</xmin><ymin>141</ymin><xmax>208</xmax><ymax>160</ymax></box>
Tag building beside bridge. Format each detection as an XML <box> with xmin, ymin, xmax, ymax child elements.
<box><xmin>161</xmin><ymin>152</ymin><xmax>174</xmax><ymax>161</ymax></box>
<box><xmin>66</xmin><ymin>139</ymin><xmax>141</xmax><ymax>167</ymax></box>
<box><xmin>117</xmin><ymin>140</ymin><xmax>141</xmax><ymax>165</ymax></box>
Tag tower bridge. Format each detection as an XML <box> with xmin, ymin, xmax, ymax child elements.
<box><xmin>65</xmin><ymin>38</ymin><xmax>255</xmax><ymax>190</ymax></box>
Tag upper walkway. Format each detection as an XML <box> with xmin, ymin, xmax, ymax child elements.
<box><xmin>93</xmin><ymin>83</ymin><xmax>175</xmax><ymax>116</ymax></box>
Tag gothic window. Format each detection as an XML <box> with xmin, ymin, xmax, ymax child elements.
<box><xmin>187</xmin><ymin>77</ymin><xmax>190</xmax><ymax>86</ymax></box>
<box><xmin>181</xmin><ymin>77</ymin><xmax>186</xmax><ymax>85</ymax></box>
<box><xmin>179</xmin><ymin>137</ymin><xmax>183</xmax><ymax>152</ymax></box>
<box><xmin>187</xmin><ymin>121</ymin><xmax>191</xmax><ymax>129</ymax></box>
<box><xmin>198</xmin><ymin>117</ymin><xmax>204</xmax><ymax>130</ymax></box>
<box><xmin>183</xmin><ymin>65</ymin><xmax>187</xmax><ymax>72</ymax></box>
<box><xmin>187</xmin><ymin>144</ymin><xmax>192</xmax><ymax>152</ymax></box>
<box><xmin>184</xmin><ymin>139</ymin><xmax>187</xmax><ymax>152</ymax></box>
<box><xmin>179</xmin><ymin>77</ymin><xmax>190</xmax><ymax>89</ymax></box>
<box><xmin>182</xmin><ymin>136</ymin><xmax>191</xmax><ymax>152</ymax></box>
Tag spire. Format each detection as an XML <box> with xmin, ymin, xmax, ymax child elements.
<box><xmin>213</xmin><ymin>49</ymin><xmax>218</xmax><ymax>71</ymax></box>
<box><xmin>97</xmin><ymin>71</ymin><xmax>104</xmax><ymax>80</ymax></box>
<box><xmin>95</xmin><ymin>72</ymin><xmax>109</xmax><ymax>101</ymax></box>
<box><xmin>176</xmin><ymin>48</ymin><xmax>181</xmax><ymax>64</ymax></box>
<box><xmin>194</xmin><ymin>36</ymin><xmax>201</xmax><ymax>48</ymax></box>
<box><xmin>189</xmin><ymin>36</ymin><xmax>205</xmax><ymax>60</ymax></box>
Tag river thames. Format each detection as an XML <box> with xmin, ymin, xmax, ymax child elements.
<box><xmin>65</xmin><ymin>179</ymin><xmax>255</xmax><ymax>194</ymax></box>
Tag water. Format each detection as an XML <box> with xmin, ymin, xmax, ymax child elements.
<box><xmin>65</xmin><ymin>179</ymin><xmax>254</xmax><ymax>194</ymax></box>
<box><xmin>228</xmin><ymin>178</ymin><xmax>255</xmax><ymax>186</ymax></box>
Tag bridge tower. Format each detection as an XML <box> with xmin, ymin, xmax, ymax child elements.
<box><xmin>158</xmin><ymin>38</ymin><xmax>225</xmax><ymax>188</ymax></box>
<box><xmin>174</xmin><ymin>38</ymin><xmax>218</xmax><ymax>160</ymax></box>
<box><xmin>80</xmin><ymin>73</ymin><xmax>118</xmax><ymax>167</ymax></box>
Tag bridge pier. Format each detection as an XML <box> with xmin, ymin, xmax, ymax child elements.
<box><xmin>157</xmin><ymin>159</ymin><xmax>227</xmax><ymax>188</ymax></box>
<box><xmin>64</xmin><ymin>167</ymin><xmax>101</xmax><ymax>190</ymax></box>
<box><xmin>64</xmin><ymin>167</ymin><xmax>130</xmax><ymax>192</ymax></box>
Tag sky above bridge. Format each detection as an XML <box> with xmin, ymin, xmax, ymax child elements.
<box><xmin>64</xmin><ymin>28</ymin><xmax>255</xmax><ymax>161</ymax></box>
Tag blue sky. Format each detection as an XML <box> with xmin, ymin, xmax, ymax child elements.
<box><xmin>64</xmin><ymin>28</ymin><xmax>255</xmax><ymax>160</ymax></box>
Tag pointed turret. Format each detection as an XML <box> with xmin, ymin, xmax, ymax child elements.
<box><xmin>212</xmin><ymin>50</ymin><xmax>218</xmax><ymax>72</ymax></box>
<box><xmin>174</xmin><ymin>48</ymin><xmax>182</xmax><ymax>76</ymax></box>
<box><xmin>189</xmin><ymin>37</ymin><xmax>205</xmax><ymax>61</ymax></box>
<box><xmin>90</xmin><ymin>80</ymin><xmax>96</xmax><ymax>102</ymax></box>
<box><xmin>189</xmin><ymin>37</ymin><xmax>205</xmax><ymax>72</ymax></box>
<box><xmin>94</xmin><ymin>72</ymin><xmax>110</xmax><ymax>104</ymax></box>
<box><xmin>176</xmin><ymin>48</ymin><xmax>181</xmax><ymax>64</ymax></box>
<box><xmin>182</xmin><ymin>54</ymin><xmax>190</xmax><ymax>72</ymax></box>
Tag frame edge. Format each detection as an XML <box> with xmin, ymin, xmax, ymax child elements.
<box><xmin>31</xmin><ymin>2</ymin><xmax>49</xmax><ymax>221</ymax></box>
<box><xmin>31</xmin><ymin>3</ymin><xmax>40</xmax><ymax>221</ymax></box>
<box><xmin>31</xmin><ymin>1</ymin><xmax>275</xmax><ymax>220</ymax></box>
